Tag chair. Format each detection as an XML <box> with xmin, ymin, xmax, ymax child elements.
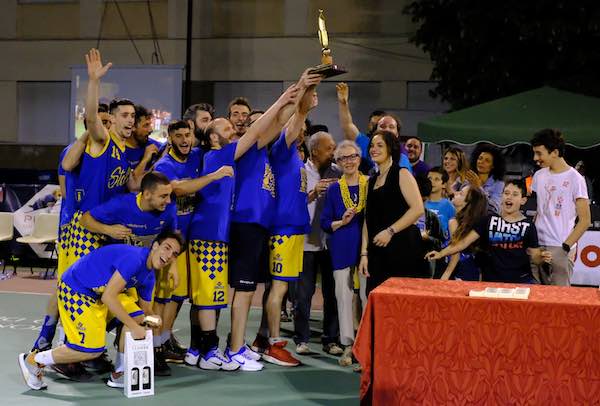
<box><xmin>0</xmin><ymin>212</ymin><xmax>14</xmax><ymax>273</ymax></box>
<box><xmin>16</xmin><ymin>212</ymin><xmax>59</xmax><ymax>278</ymax></box>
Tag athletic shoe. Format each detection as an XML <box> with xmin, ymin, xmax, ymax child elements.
<box><xmin>18</xmin><ymin>352</ymin><xmax>46</xmax><ymax>390</ymax></box>
<box><xmin>250</xmin><ymin>333</ymin><xmax>270</xmax><ymax>354</ymax></box>
<box><xmin>226</xmin><ymin>346</ymin><xmax>264</xmax><ymax>372</ymax></box>
<box><xmin>280</xmin><ymin>309</ymin><xmax>291</xmax><ymax>322</ymax></box>
<box><xmin>82</xmin><ymin>351</ymin><xmax>114</xmax><ymax>374</ymax></box>
<box><xmin>184</xmin><ymin>348</ymin><xmax>200</xmax><ymax>367</ymax></box>
<box><xmin>50</xmin><ymin>362</ymin><xmax>93</xmax><ymax>382</ymax></box>
<box><xmin>243</xmin><ymin>344</ymin><xmax>261</xmax><ymax>361</ymax></box>
<box><xmin>154</xmin><ymin>346</ymin><xmax>171</xmax><ymax>376</ymax></box>
<box><xmin>163</xmin><ymin>339</ymin><xmax>186</xmax><ymax>364</ymax></box>
<box><xmin>262</xmin><ymin>341</ymin><xmax>300</xmax><ymax>367</ymax></box>
<box><xmin>323</xmin><ymin>343</ymin><xmax>344</xmax><ymax>356</ymax></box>
<box><xmin>295</xmin><ymin>342</ymin><xmax>312</xmax><ymax>355</ymax></box>
<box><xmin>339</xmin><ymin>346</ymin><xmax>353</xmax><ymax>367</ymax></box>
<box><xmin>105</xmin><ymin>371</ymin><xmax>124</xmax><ymax>388</ymax></box>
<box><xmin>170</xmin><ymin>333</ymin><xmax>187</xmax><ymax>353</ymax></box>
<box><xmin>199</xmin><ymin>347</ymin><xmax>240</xmax><ymax>371</ymax></box>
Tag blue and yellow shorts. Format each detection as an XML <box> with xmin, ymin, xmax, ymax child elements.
<box><xmin>189</xmin><ymin>240</ymin><xmax>228</xmax><ymax>309</ymax></box>
<box><xmin>269</xmin><ymin>234</ymin><xmax>304</xmax><ymax>281</ymax></box>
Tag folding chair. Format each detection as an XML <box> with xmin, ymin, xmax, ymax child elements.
<box><xmin>16</xmin><ymin>212</ymin><xmax>59</xmax><ymax>278</ymax></box>
<box><xmin>0</xmin><ymin>212</ymin><xmax>14</xmax><ymax>273</ymax></box>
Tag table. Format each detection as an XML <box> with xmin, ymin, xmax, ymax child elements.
<box><xmin>354</xmin><ymin>278</ymin><xmax>600</xmax><ymax>405</ymax></box>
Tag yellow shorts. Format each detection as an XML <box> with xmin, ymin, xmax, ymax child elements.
<box><xmin>154</xmin><ymin>251</ymin><xmax>188</xmax><ymax>303</ymax></box>
<box><xmin>269</xmin><ymin>234</ymin><xmax>304</xmax><ymax>281</ymax></box>
<box><xmin>57</xmin><ymin>222</ymin><xmax>71</xmax><ymax>279</ymax></box>
<box><xmin>57</xmin><ymin>281</ymin><xmax>142</xmax><ymax>353</ymax></box>
<box><xmin>189</xmin><ymin>240</ymin><xmax>228</xmax><ymax>309</ymax></box>
<box><xmin>66</xmin><ymin>211</ymin><xmax>104</xmax><ymax>269</ymax></box>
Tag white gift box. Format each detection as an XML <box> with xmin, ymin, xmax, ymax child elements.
<box><xmin>124</xmin><ymin>330</ymin><xmax>154</xmax><ymax>398</ymax></box>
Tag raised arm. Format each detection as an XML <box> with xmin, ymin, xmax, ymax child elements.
<box><xmin>336</xmin><ymin>82</ymin><xmax>360</xmax><ymax>141</ymax></box>
<box><xmin>283</xmin><ymin>72</ymin><xmax>322</xmax><ymax>148</ymax></box>
<box><xmin>171</xmin><ymin>166</ymin><xmax>234</xmax><ymax>196</ymax></box>
<box><xmin>84</xmin><ymin>49</ymin><xmax>111</xmax><ymax>147</ymax></box>
<box><xmin>62</xmin><ymin>131</ymin><xmax>89</xmax><ymax>171</ymax></box>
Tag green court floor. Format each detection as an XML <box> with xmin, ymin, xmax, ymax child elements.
<box><xmin>1</xmin><ymin>292</ymin><xmax>359</xmax><ymax>405</ymax></box>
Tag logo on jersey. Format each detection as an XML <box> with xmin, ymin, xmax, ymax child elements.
<box><xmin>108</xmin><ymin>166</ymin><xmax>130</xmax><ymax>189</ymax></box>
<box><xmin>215</xmin><ymin>281</ymin><xmax>225</xmax><ymax>290</ymax></box>
<box><xmin>76</xmin><ymin>322</ymin><xmax>86</xmax><ymax>332</ymax></box>
<box><xmin>262</xmin><ymin>163</ymin><xmax>276</xmax><ymax>198</ymax></box>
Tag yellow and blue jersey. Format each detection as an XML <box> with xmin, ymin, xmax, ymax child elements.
<box><xmin>269</xmin><ymin>133</ymin><xmax>310</xmax><ymax>235</ymax></box>
<box><xmin>89</xmin><ymin>192</ymin><xmax>177</xmax><ymax>247</ymax></box>
<box><xmin>60</xmin><ymin>245</ymin><xmax>155</xmax><ymax>303</ymax></box>
<box><xmin>125</xmin><ymin>138</ymin><xmax>163</xmax><ymax>169</ymax></box>
<box><xmin>231</xmin><ymin>144</ymin><xmax>275</xmax><ymax>228</ymax></box>
<box><xmin>154</xmin><ymin>148</ymin><xmax>203</xmax><ymax>238</ymax></box>
<box><xmin>74</xmin><ymin>133</ymin><xmax>131</xmax><ymax>213</ymax></box>
<box><xmin>188</xmin><ymin>143</ymin><xmax>236</xmax><ymax>243</ymax></box>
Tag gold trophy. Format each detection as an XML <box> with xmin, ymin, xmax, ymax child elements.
<box><xmin>309</xmin><ymin>9</ymin><xmax>347</xmax><ymax>78</ymax></box>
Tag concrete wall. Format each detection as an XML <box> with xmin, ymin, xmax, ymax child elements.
<box><xmin>0</xmin><ymin>0</ymin><xmax>445</xmax><ymax>167</ymax></box>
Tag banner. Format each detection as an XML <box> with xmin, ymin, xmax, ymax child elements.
<box><xmin>571</xmin><ymin>231</ymin><xmax>600</xmax><ymax>286</ymax></box>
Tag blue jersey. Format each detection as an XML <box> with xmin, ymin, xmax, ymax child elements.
<box><xmin>154</xmin><ymin>148</ymin><xmax>202</xmax><ymax>238</ymax></box>
<box><xmin>58</xmin><ymin>146</ymin><xmax>77</xmax><ymax>228</ymax></box>
<box><xmin>125</xmin><ymin>138</ymin><xmax>163</xmax><ymax>169</ymax></box>
<box><xmin>189</xmin><ymin>143</ymin><xmax>236</xmax><ymax>242</ymax></box>
<box><xmin>74</xmin><ymin>133</ymin><xmax>130</xmax><ymax>213</ymax></box>
<box><xmin>425</xmin><ymin>198</ymin><xmax>456</xmax><ymax>241</ymax></box>
<box><xmin>231</xmin><ymin>144</ymin><xmax>275</xmax><ymax>228</ymax></box>
<box><xmin>89</xmin><ymin>192</ymin><xmax>177</xmax><ymax>247</ymax></box>
<box><xmin>269</xmin><ymin>134</ymin><xmax>310</xmax><ymax>235</ymax></box>
<box><xmin>61</xmin><ymin>245</ymin><xmax>155</xmax><ymax>302</ymax></box>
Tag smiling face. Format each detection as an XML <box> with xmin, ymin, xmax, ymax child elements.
<box><xmin>369</xmin><ymin>134</ymin><xmax>390</xmax><ymax>165</ymax></box>
<box><xmin>145</xmin><ymin>183</ymin><xmax>172</xmax><ymax>212</ymax></box>
<box><xmin>405</xmin><ymin>138</ymin><xmax>422</xmax><ymax>163</ymax></box>
<box><xmin>443</xmin><ymin>151</ymin><xmax>459</xmax><ymax>174</ymax></box>
<box><xmin>113</xmin><ymin>105</ymin><xmax>136</xmax><ymax>139</ymax></box>
<box><xmin>149</xmin><ymin>237</ymin><xmax>181</xmax><ymax>270</ymax></box>
<box><xmin>99</xmin><ymin>112</ymin><xmax>113</xmax><ymax>130</ymax></box>
<box><xmin>133</xmin><ymin>115</ymin><xmax>153</xmax><ymax>145</ymax></box>
<box><xmin>532</xmin><ymin>145</ymin><xmax>557</xmax><ymax>168</ymax></box>
<box><xmin>501</xmin><ymin>183</ymin><xmax>526</xmax><ymax>216</ymax></box>
<box><xmin>169</xmin><ymin>127</ymin><xmax>193</xmax><ymax>157</ymax></box>
<box><xmin>210</xmin><ymin>118</ymin><xmax>236</xmax><ymax>148</ymax></box>
<box><xmin>376</xmin><ymin>116</ymin><xmax>399</xmax><ymax>138</ymax></box>
<box><xmin>194</xmin><ymin>110</ymin><xmax>212</xmax><ymax>132</ymax></box>
<box><xmin>476</xmin><ymin>152</ymin><xmax>494</xmax><ymax>175</ymax></box>
<box><xmin>336</xmin><ymin>145</ymin><xmax>361</xmax><ymax>176</ymax></box>
<box><xmin>229</xmin><ymin>104</ymin><xmax>250</xmax><ymax>136</ymax></box>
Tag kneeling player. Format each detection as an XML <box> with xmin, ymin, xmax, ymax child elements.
<box><xmin>18</xmin><ymin>230</ymin><xmax>184</xmax><ymax>391</ymax></box>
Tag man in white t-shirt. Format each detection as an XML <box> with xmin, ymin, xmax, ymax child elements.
<box><xmin>530</xmin><ymin>129</ymin><xmax>591</xmax><ymax>286</ymax></box>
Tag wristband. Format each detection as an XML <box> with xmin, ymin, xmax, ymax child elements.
<box><xmin>387</xmin><ymin>226</ymin><xmax>395</xmax><ymax>236</ymax></box>
<box><xmin>361</xmin><ymin>252</ymin><xmax>368</xmax><ymax>257</ymax></box>
<box><xmin>562</xmin><ymin>242</ymin><xmax>571</xmax><ymax>253</ymax></box>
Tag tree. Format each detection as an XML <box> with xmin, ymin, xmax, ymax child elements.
<box><xmin>404</xmin><ymin>0</ymin><xmax>600</xmax><ymax>110</ymax></box>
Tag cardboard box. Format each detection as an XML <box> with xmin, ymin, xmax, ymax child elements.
<box><xmin>124</xmin><ymin>330</ymin><xmax>154</xmax><ymax>398</ymax></box>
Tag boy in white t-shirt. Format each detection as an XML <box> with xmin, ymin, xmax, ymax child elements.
<box><xmin>530</xmin><ymin>129</ymin><xmax>591</xmax><ymax>286</ymax></box>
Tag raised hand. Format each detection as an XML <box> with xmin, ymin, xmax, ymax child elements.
<box><xmin>465</xmin><ymin>169</ymin><xmax>481</xmax><ymax>187</ymax></box>
<box><xmin>85</xmin><ymin>48</ymin><xmax>112</xmax><ymax>81</ymax></box>
<box><xmin>336</xmin><ymin>82</ymin><xmax>349</xmax><ymax>104</ymax></box>
<box><xmin>278</xmin><ymin>84</ymin><xmax>301</xmax><ymax>106</ymax></box>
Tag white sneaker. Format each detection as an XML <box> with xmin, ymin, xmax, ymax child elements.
<box><xmin>18</xmin><ymin>353</ymin><xmax>46</xmax><ymax>390</ymax></box>
<box><xmin>243</xmin><ymin>344</ymin><xmax>261</xmax><ymax>361</ymax></box>
<box><xmin>105</xmin><ymin>371</ymin><xmax>124</xmax><ymax>388</ymax></box>
<box><xmin>226</xmin><ymin>346</ymin><xmax>264</xmax><ymax>372</ymax></box>
<box><xmin>296</xmin><ymin>342</ymin><xmax>311</xmax><ymax>355</ymax></box>
<box><xmin>199</xmin><ymin>347</ymin><xmax>240</xmax><ymax>371</ymax></box>
<box><xmin>184</xmin><ymin>348</ymin><xmax>200</xmax><ymax>367</ymax></box>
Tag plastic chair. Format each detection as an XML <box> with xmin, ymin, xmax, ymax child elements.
<box><xmin>16</xmin><ymin>213</ymin><xmax>59</xmax><ymax>278</ymax></box>
<box><xmin>0</xmin><ymin>212</ymin><xmax>14</xmax><ymax>273</ymax></box>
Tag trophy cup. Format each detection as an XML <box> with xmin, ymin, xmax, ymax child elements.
<box><xmin>309</xmin><ymin>9</ymin><xmax>347</xmax><ymax>78</ymax></box>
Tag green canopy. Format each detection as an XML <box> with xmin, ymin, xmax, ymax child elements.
<box><xmin>418</xmin><ymin>87</ymin><xmax>600</xmax><ymax>148</ymax></box>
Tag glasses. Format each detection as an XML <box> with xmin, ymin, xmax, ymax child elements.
<box><xmin>336</xmin><ymin>153</ymin><xmax>360</xmax><ymax>163</ymax></box>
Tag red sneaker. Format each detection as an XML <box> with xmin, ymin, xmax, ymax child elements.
<box><xmin>250</xmin><ymin>333</ymin><xmax>270</xmax><ymax>354</ymax></box>
<box><xmin>262</xmin><ymin>341</ymin><xmax>300</xmax><ymax>367</ymax></box>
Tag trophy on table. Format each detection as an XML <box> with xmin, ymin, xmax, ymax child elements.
<box><xmin>309</xmin><ymin>9</ymin><xmax>347</xmax><ymax>78</ymax></box>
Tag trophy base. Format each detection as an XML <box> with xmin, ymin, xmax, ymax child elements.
<box><xmin>309</xmin><ymin>63</ymin><xmax>347</xmax><ymax>78</ymax></box>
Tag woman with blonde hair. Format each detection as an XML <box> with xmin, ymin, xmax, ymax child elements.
<box><xmin>443</xmin><ymin>147</ymin><xmax>470</xmax><ymax>198</ymax></box>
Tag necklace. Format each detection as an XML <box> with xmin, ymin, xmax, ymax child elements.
<box><xmin>339</xmin><ymin>174</ymin><xmax>368</xmax><ymax>212</ymax></box>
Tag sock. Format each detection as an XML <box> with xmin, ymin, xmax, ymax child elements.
<box><xmin>161</xmin><ymin>331</ymin><xmax>170</xmax><ymax>345</ymax></box>
<box><xmin>57</xmin><ymin>325</ymin><xmax>65</xmax><ymax>346</ymax></box>
<box><xmin>269</xmin><ymin>337</ymin><xmax>284</xmax><ymax>345</ymax></box>
<box><xmin>199</xmin><ymin>330</ymin><xmax>218</xmax><ymax>355</ymax></box>
<box><xmin>115</xmin><ymin>352</ymin><xmax>124</xmax><ymax>373</ymax></box>
<box><xmin>34</xmin><ymin>349</ymin><xmax>55</xmax><ymax>366</ymax></box>
<box><xmin>190</xmin><ymin>324</ymin><xmax>200</xmax><ymax>350</ymax></box>
<box><xmin>32</xmin><ymin>315</ymin><xmax>58</xmax><ymax>350</ymax></box>
<box><xmin>153</xmin><ymin>334</ymin><xmax>162</xmax><ymax>348</ymax></box>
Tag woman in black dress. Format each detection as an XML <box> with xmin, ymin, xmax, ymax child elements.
<box><xmin>358</xmin><ymin>131</ymin><xmax>427</xmax><ymax>294</ymax></box>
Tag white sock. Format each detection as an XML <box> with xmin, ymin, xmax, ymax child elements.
<box><xmin>56</xmin><ymin>325</ymin><xmax>65</xmax><ymax>346</ymax></box>
<box><xmin>34</xmin><ymin>349</ymin><xmax>55</xmax><ymax>366</ymax></box>
<box><xmin>161</xmin><ymin>331</ymin><xmax>170</xmax><ymax>345</ymax></box>
<box><xmin>115</xmin><ymin>352</ymin><xmax>124</xmax><ymax>373</ymax></box>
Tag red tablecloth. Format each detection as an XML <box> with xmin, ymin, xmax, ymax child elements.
<box><xmin>354</xmin><ymin>278</ymin><xmax>600</xmax><ymax>405</ymax></box>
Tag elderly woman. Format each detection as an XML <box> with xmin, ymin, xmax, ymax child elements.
<box><xmin>321</xmin><ymin>140</ymin><xmax>367</xmax><ymax>366</ymax></box>
<box><xmin>466</xmin><ymin>144</ymin><xmax>505</xmax><ymax>213</ymax></box>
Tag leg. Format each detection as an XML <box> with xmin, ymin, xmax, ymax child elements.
<box><xmin>333</xmin><ymin>268</ymin><xmax>354</xmax><ymax>347</ymax></box>
<box><xmin>293</xmin><ymin>251</ymin><xmax>317</xmax><ymax>345</ymax></box>
<box><xmin>546</xmin><ymin>246</ymin><xmax>573</xmax><ymax>286</ymax></box>
<box><xmin>32</xmin><ymin>286</ymin><xmax>59</xmax><ymax>351</ymax></box>
<box><xmin>319</xmin><ymin>250</ymin><xmax>340</xmax><ymax>348</ymax></box>
<box><xmin>230</xmin><ymin>290</ymin><xmax>254</xmax><ymax>352</ymax></box>
<box><xmin>257</xmin><ymin>280</ymin><xmax>271</xmax><ymax>339</ymax></box>
<box><xmin>266</xmin><ymin>279</ymin><xmax>288</xmax><ymax>338</ymax></box>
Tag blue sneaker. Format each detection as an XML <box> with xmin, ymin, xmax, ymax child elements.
<box><xmin>199</xmin><ymin>347</ymin><xmax>239</xmax><ymax>371</ymax></box>
<box><xmin>185</xmin><ymin>348</ymin><xmax>200</xmax><ymax>367</ymax></box>
<box><xmin>226</xmin><ymin>346</ymin><xmax>264</xmax><ymax>372</ymax></box>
